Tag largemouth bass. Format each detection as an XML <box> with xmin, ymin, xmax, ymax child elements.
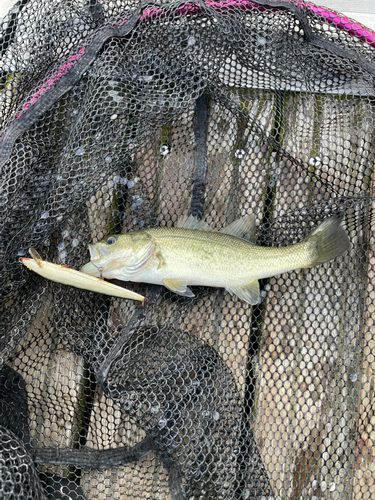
<box><xmin>80</xmin><ymin>214</ymin><xmax>350</xmax><ymax>305</ymax></box>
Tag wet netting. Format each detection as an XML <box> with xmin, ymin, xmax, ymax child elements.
<box><xmin>0</xmin><ymin>0</ymin><xmax>375</xmax><ymax>499</ymax></box>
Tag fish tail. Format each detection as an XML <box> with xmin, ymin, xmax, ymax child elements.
<box><xmin>304</xmin><ymin>214</ymin><xmax>350</xmax><ymax>267</ymax></box>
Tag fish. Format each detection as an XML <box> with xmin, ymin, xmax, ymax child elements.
<box><xmin>19</xmin><ymin>248</ymin><xmax>147</xmax><ymax>305</ymax></box>
<box><xmin>80</xmin><ymin>213</ymin><xmax>350</xmax><ymax>305</ymax></box>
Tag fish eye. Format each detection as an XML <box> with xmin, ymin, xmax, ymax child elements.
<box><xmin>107</xmin><ymin>236</ymin><xmax>117</xmax><ymax>245</ymax></box>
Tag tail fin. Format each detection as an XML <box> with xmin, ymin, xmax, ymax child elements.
<box><xmin>305</xmin><ymin>214</ymin><xmax>350</xmax><ymax>267</ymax></box>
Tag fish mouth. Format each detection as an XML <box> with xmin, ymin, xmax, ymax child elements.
<box><xmin>80</xmin><ymin>260</ymin><xmax>102</xmax><ymax>276</ymax></box>
<box><xmin>80</xmin><ymin>261</ymin><xmax>101</xmax><ymax>276</ymax></box>
<box><xmin>80</xmin><ymin>244</ymin><xmax>105</xmax><ymax>276</ymax></box>
<box><xmin>87</xmin><ymin>243</ymin><xmax>104</xmax><ymax>262</ymax></box>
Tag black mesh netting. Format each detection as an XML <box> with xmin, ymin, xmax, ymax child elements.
<box><xmin>1</xmin><ymin>0</ymin><xmax>375</xmax><ymax>498</ymax></box>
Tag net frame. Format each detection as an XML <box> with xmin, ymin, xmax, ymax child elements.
<box><xmin>0</xmin><ymin>1</ymin><xmax>375</xmax><ymax>499</ymax></box>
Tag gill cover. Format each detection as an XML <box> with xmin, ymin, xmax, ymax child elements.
<box><xmin>103</xmin><ymin>231</ymin><xmax>155</xmax><ymax>280</ymax></box>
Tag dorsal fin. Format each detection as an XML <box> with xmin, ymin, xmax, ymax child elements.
<box><xmin>177</xmin><ymin>215</ymin><xmax>212</xmax><ymax>231</ymax></box>
<box><xmin>220</xmin><ymin>214</ymin><xmax>256</xmax><ymax>244</ymax></box>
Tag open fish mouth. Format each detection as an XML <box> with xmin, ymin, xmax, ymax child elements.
<box><xmin>80</xmin><ymin>244</ymin><xmax>106</xmax><ymax>276</ymax></box>
<box><xmin>88</xmin><ymin>243</ymin><xmax>106</xmax><ymax>262</ymax></box>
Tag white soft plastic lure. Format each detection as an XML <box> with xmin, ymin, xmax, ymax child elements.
<box><xmin>19</xmin><ymin>248</ymin><xmax>146</xmax><ymax>305</ymax></box>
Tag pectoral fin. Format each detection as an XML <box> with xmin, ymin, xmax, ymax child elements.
<box><xmin>162</xmin><ymin>278</ymin><xmax>195</xmax><ymax>297</ymax></box>
<box><xmin>227</xmin><ymin>280</ymin><xmax>260</xmax><ymax>305</ymax></box>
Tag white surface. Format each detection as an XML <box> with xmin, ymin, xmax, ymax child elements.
<box><xmin>314</xmin><ymin>0</ymin><xmax>375</xmax><ymax>14</ymax></box>
<box><xmin>0</xmin><ymin>0</ymin><xmax>17</xmax><ymax>18</ymax></box>
<box><xmin>343</xmin><ymin>13</ymin><xmax>375</xmax><ymax>31</ymax></box>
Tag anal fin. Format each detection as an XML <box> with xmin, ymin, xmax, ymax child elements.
<box><xmin>226</xmin><ymin>280</ymin><xmax>260</xmax><ymax>305</ymax></box>
<box><xmin>163</xmin><ymin>278</ymin><xmax>195</xmax><ymax>298</ymax></box>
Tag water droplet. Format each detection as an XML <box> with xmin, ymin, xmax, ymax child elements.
<box><xmin>151</xmin><ymin>405</ymin><xmax>160</xmax><ymax>414</ymax></box>
<box><xmin>17</xmin><ymin>249</ymin><xmax>27</xmax><ymax>257</ymax></box>
<box><xmin>212</xmin><ymin>411</ymin><xmax>220</xmax><ymax>421</ymax></box>
<box><xmin>309</xmin><ymin>156</ymin><xmax>321</xmax><ymax>167</ymax></box>
<box><xmin>41</xmin><ymin>211</ymin><xmax>49</xmax><ymax>219</ymax></box>
<box><xmin>107</xmin><ymin>381</ymin><xmax>118</xmax><ymax>391</ymax></box>
<box><xmin>58</xmin><ymin>242</ymin><xmax>66</xmax><ymax>252</ymax></box>
<box><xmin>235</xmin><ymin>149</ymin><xmax>245</xmax><ymax>159</ymax></box>
<box><xmin>105</xmin><ymin>156</ymin><xmax>112</xmax><ymax>163</ymax></box>
<box><xmin>257</xmin><ymin>37</ymin><xmax>267</xmax><ymax>46</ymax></box>
<box><xmin>350</xmin><ymin>373</ymin><xmax>357</xmax><ymax>382</ymax></box>
<box><xmin>132</xmin><ymin>197</ymin><xmax>144</xmax><ymax>208</ymax></box>
<box><xmin>158</xmin><ymin>419</ymin><xmax>167</xmax><ymax>428</ymax></box>
<box><xmin>58</xmin><ymin>250</ymin><xmax>67</xmax><ymax>262</ymax></box>
<box><xmin>75</xmin><ymin>147</ymin><xmax>85</xmax><ymax>156</ymax></box>
<box><xmin>57</xmin><ymin>216</ymin><xmax>63</xmax><ymax>222</ymax></box>
<box><xmin>72</xmin><ymin>238</ymin><xmax>79</xmax><ymax>248</ymax></box>
<box><xmin>139</xmin><ymin>220</ymin><xmax>145</xmax><ymax>228</ymax></box>
<box><xmin>123</xmin><ymin>399</ymin><xmax>134</xmax><ymax>410</ymax></box>
<box><xmin>160</xmin><ymin>145</ymin><xmax>169</xmax><ymax>156</ymax></box>
<box><xmin>23</xmin><ymin>51</ymin><xmax>31</xmax><ymax>60</ymax></box>
<box><xmin>202</xmin><ymin>410</ymin><xmax>210</xmax><ymax>418</ymax></box>
<box><xmin>188</xmin><ymin>380</ymin><xmax>200</xmax><ymax>392</ymax></box>
<box><xmin>61</xmin><ymin>229</ymin><xmax>70</xmax><ymax>238</ymax></box>
<box><xmin>110</xmin><ymin>114</ymin><xmax>118</xmax><ymax>120</ymax></box>
<box><xmin>329</xmin><ymin>483</ymin><xmax>336</xmax><ymax>492</ymax></box>
<box><xmin>127</xmin><ymin>179</ymin><xmax>136</xmax><ymax>188</ymax></box>
<box><xmin>140</xmin><ymin>75</ymin><xmax>153</xmax><ymax>82</ymax></box>
<box><xmin>242</xmin><ymin>489</ymin><xmax>250</xmax><ymax>500</ymax></box>
<box><xmin>187</xmin><ymin>36</ymin><xmax>196</xmax><ymax>47</ymax></box>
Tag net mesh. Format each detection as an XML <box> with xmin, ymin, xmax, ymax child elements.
<box><xmin>0</xmin><ymin>0</ymin><xmax>375</xmax><ymax>498</ymax></box>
